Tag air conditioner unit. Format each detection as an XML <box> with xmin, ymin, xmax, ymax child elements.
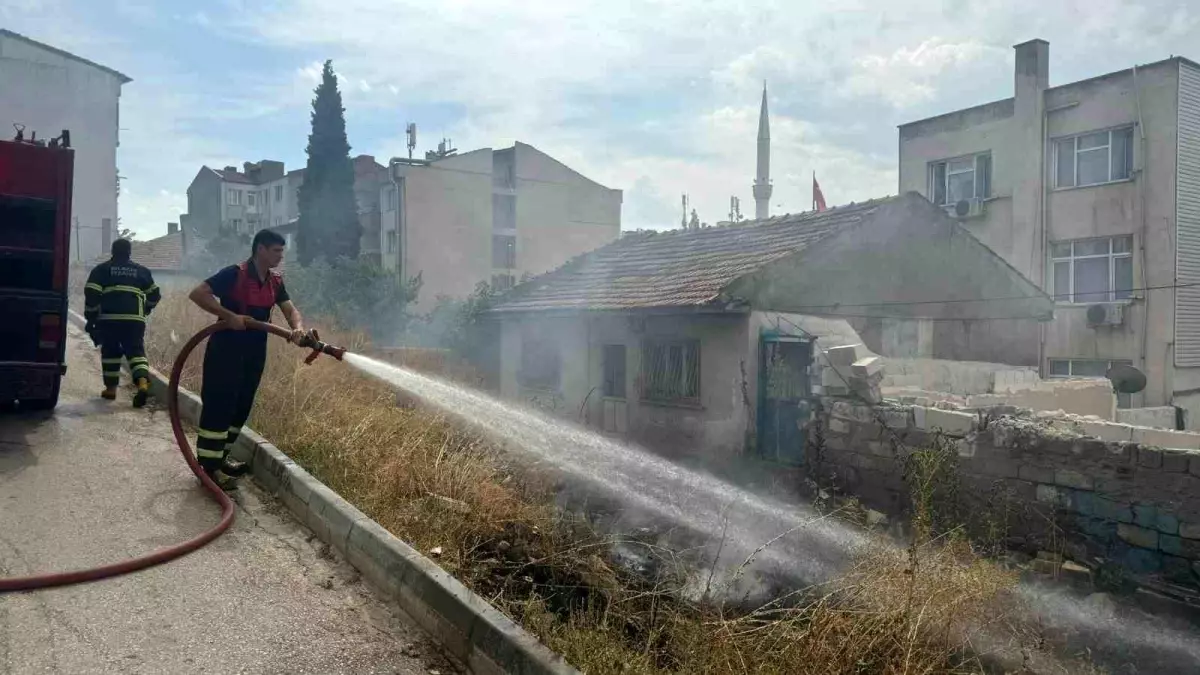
<box><xmin>1086</xmin><ymin>302</ymin><xmax>1125</xmax><ymax>327</ymax></box>
<box><xmin>944</xmin><ymin>198</ymin><xmax>985</xmax><ymax>219</ymax></box>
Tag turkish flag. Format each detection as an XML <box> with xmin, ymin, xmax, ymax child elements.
<box><xmin>812</xmin><ymin>174</ymin><xmax>827</xmax><ymax>212</ymax></box>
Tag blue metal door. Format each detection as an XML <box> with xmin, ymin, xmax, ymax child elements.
<box><xmin>758</xmin><ymin>332</ymin><xmax>812</xmax><ymax>464</ymax></box>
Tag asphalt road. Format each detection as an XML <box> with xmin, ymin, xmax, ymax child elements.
<box><xmin>0</xmin><ymin>324</ymin><xmax>454</xmax><ymax>674</ymax></box>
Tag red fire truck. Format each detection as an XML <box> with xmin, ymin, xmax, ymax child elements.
<box><xmin>0</xmin><ymin>127</ymin><xmax>74</xmax><ymax>410</ymax></box>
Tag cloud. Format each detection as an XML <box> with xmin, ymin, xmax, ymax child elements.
<box><xmin>10</xmin><ymin>0</ymin><xmax>1200</xmax><ymax>237</ymax></box>
<box><xmin>843</xmin><ymin>39</ymin><xmax>1005</xmax><ymax>108</ymax></box>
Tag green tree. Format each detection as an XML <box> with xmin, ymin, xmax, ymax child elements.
<box><xmin>297</xmin><ymin>60</ymin><xmax>359</xmax><ymax>266</ymax></box>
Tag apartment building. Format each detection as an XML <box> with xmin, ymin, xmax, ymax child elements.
<box><xmin>898</xmin><ymin>39</ymin><xmax>1200</xmax><ymax>418</ymax></box>
<box><xmin>380</xmin><ymin>141</ymin><xmax>622</xmax><ymax>307</ymax></box>
<box><xmin>0</xmin><ymin>29</ymin><xmax>129</xmax><ymax>262</ymax></box>
<box><xmin>182</xmin><ymin>155</ymin><xmax>384</xmax><ymax>256</ymax></box>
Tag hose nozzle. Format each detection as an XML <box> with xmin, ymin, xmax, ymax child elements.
<box><xmin>297</xmin><ymin>328</ymin><xmax>346</xmax><ymax>364</ymax></box>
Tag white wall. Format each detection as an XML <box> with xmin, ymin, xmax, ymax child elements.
<box><xmin>0</xmin><ymin>34</ymin><xmax>125</xmax><ymax>263</ymax></box>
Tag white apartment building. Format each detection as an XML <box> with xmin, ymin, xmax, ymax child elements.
<box><xmin>0</xmin><ymin>29</ymin><xmax>129</xmax><ymax>262</ymax></box>
<box><xmin>380</xmin><ymin>141</ymin><xmax>622</xmax><ymax>307</ymax></box>
<box><xmin>898</xmin><ymin>39</ymin><xmax>1200</xmax><ymax>419</ymax></box>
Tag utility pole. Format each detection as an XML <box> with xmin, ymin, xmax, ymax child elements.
<box><xmin>681</xmin><ymin>194</ymin><xmax>689</xmax><ymax>229</ymax></box>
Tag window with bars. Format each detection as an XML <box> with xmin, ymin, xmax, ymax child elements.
<box><xmin>520</xmin><ymin>333</ymin><xmax>560</xmax><ymax>390</ymax></box>
<box><xmin>1054</xmin><ymin>127</ymin><xmax>1134</xmax><ymax>188</ymax></box>
<box><xmin>1047</xmin><ymin>358</ymin><xmax>1132</xmax><ymax>408</ymax></box>
<box><xmin>1051</xmin><ymin>235</ymin><xmax>1133</xmax><ymax>303</ymax></box>
<box><xmin>640</xmin><ymin>340</ymin><xmax>700</xmax><ymax>403</ymax></box>
<box><xmin>928</xmin><ymin>153</ymin><xmax>991</xmax><ymax>206</ymax></box>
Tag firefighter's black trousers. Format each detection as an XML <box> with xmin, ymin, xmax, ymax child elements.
<box><xmin>98</xmin><ymin>320</ymin><xmax>149</xmax><ymax>388</ymax></box>
<box><xmin>196</xmin><ymin>333</ymin><xmax>266</xmax><ymax>472</ymax></box>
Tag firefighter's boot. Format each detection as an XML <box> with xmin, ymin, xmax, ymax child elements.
<box><xmin>221</xmin><ymin>458</ymin><xmax>250</xmax><ymax>478</ymax></box>
<box><xmin>100</xmin><ymin>386</ymin><xmax>117</xmax><ymax>401</ymax></box>
<box><xmin>205</xmin><ymin>468</ymin><xmax>240</xmax><ymax>492</ymax></box>
<box><xmin>132</xmin><ymin>377</ymin><xmax>150</xmax><ymax>408</ymax></box>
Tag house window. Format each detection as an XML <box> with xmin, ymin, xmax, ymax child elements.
<box><xmin>493</xmin><ymin>234</ymin><xmax>516</xmax><ymax>269</ymax></box>
<box><xmin>386</xmin><ymin>229</ymin><xmax>397</xmax><ymax>254</ymax></box>
<box><xmin>1051</xmin><ymin>235</ymin><xmax>1134</xmax><ymax>303</ymax></box>
<box><xmin>491</xmin><ymin>273</ymin><xmax>515</xmax><ymax>292</ymax></box>
<box><xmin>602</xmin><ymin>344</ymin><xmax>627</xmax><ymax>399</ymax></box>
<box><xmin>928</xmin><ymin>153</ymin><xmax>991</xmax><ymax>206</ymax></box>
<box><xmin>231</xmin><ymin>218</ymin><xmax>242</xmax><ymax>232</ymax></box>
<box><xmin>247</xmin><ymin>192</ymin><xmax>256</xmax><ymax>207</ymax></box>
<box><xmin>227</xmin><ymin>189</ymin><xmax>241</xmax><ymax>205</ymax></box>
<box><xmin>385</xmin><ymin>187</ymin><xmax>396</xmax><ymax>211</ymax></box>
<box><xmin>1048</xmin><ymin>358</ymin><xmax>1132</xmax><ymax>408</ymax></box>
<box><xmin>493</xmin><ymin>193</ymin><xmax>516</xmax><ymax>230</ymax></box>
<box><xmin>274</xmin><ymin>216</ymin><xmax>283</xmax><ymax>226</ymax></box>
<box><xmin>275</xmin><ymin>185</ymin><xmax>283</xmax><ymax>202</ymax></box>
<box><xmin>521</xmin><ymin>333</ymin><xmax>560</xmax><ymax>390</ymax></box>
<box><xmin>1055</xmin><ymin>127</ymin><xmax>1134</xmax><ymax>188</ymax></box>
<box><xmin>641</xmin><ymin>340</ymin><xmax>700</xmax><ymax>403</ymax></box>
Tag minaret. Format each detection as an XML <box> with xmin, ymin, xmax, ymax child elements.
<box><xmin>752</xmin><ymin>82</ymin><xmax>772</xmax><ymax>220</ymax></box>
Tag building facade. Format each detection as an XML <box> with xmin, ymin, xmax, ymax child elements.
<box><xmin>0</xmin><ymin>29</ymin><xmax>129</xmax><ymax>263</ymax></box>
<box><xmin>182</xmin><ymin>155</ymin><xmax>384</xmax><ymax>256</ymax></box>
<box><xmin>898</xmin><ymin>39</ymin><xmax>1200</xmax><ymax>419</ymax></box>
<box><xmin>380</xmin><ymin>141</ymin><xmax>622</xmax><ymax>307</ymax></box>
<box><xmin>485</xmin><ymin>195</ymin><xmax>1052</xmax><ymax>460</ymax></box>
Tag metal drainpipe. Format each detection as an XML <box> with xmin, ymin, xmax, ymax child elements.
<box><xmin>388</xmin><ymin>160</ymin><xmax>402</xmax><ymax>279</ymax></box>
<box><xmin>1133</xmin><ymin>64</ymin><xmax>1153</xmax><ymax>403</ymax></box>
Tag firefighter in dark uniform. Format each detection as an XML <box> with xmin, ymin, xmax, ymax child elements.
<box><xmin>187</xmin><ymin>229</ymin><xmax>305</xmax><ymax>490</ymax></box>
<box><xmin>83</xmin><ymin>238</ymin><xmax>161</xmax><ymax>407</ymax></box>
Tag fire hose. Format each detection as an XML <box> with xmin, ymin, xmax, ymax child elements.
<box><xmin>0</xmin><ymin>319</ymin><xmax>345</xmax><ymax>593</ymax></box>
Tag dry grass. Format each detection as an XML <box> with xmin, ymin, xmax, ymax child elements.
<box><xmin>143</xmin><ymin>293</ymin><xmax>1024</xmax><ymax>674</ymax></box>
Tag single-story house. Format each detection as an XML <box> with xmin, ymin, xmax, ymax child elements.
<box><xmin>85</xmin><ymin>223</ymin><xmax>205</xmax><ymax>292</ymax></box>
<box><xmin>484</xmin><ymin>192</ymin><xmax>1054</xmax><ymax>462</ymax></box>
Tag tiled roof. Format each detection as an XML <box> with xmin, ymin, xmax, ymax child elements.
<box><xmin>89</xmin><ymin>231</ymin><xmax>197</xmax><ymax>272</ymax></box>
<box><xmin>491</xmin><ymin>197</ymin><xmax>892</xmax><ymax>313</ymax></box>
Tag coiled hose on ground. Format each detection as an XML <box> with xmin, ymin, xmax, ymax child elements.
<box><xmin>0</xmin><ymin>319</ymin><xmax>335</xmax><ymax>593</ymax></box>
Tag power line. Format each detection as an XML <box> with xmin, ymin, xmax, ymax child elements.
<box><xmin>781</xmin><ymin>280</ymin><xmax>1200</xmax><ymax>312</ymax></box>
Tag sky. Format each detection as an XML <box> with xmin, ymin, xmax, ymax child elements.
<box><xmin>3</xmin><ymin>0</ymin><xmax>1200</xmax><ymax>240</ymax></box>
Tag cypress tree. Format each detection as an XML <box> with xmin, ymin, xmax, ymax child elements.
<box><xmin>297</xmin><ymin>60</ymin><xmax>360</xmax><ymax>265</ymax></box>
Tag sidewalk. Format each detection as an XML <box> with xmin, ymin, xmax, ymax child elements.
<box><xmin>0</xmin><ymin>324</ymin><xmax>452</xmax><ymax>674</ymax></box>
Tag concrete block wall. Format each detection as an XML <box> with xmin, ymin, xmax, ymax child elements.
<box><xmin>813</xmin><ymin>397</ymin><xmax>1200</xmax><ymax>585</ymax></box>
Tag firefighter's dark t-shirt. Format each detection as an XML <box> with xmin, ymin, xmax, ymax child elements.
<box><xmin>204</xmin><ymin>262</ymin><xmax>291</xmax><ymax>349</ymax></box>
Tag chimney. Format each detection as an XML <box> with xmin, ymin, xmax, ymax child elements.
<box><xmin>1014</xmin><ymin>39</ymin><xmax>1049</xmax><ymax>105</ymax></box>
<box><xmin>223</xmin><ymin>165</ymin><xmax>238</xmax><ymax>174</ymax></box>
<box><xmin>1010</xmin><ymin>39</ymin><xmax>1050</xmax><ymax>289</ymax></box>
<box><xmin>168</xmin><ymin>222</ymin><xmax>179</xmax><ymax>235</ymax></box>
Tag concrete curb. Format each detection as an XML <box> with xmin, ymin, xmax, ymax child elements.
<box><xmin>66</xmin><ymin>310</ymin><xmax>576</xmax><ymax>675</ymax></box>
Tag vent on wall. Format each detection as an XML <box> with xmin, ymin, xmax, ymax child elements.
<box><xmin>943</xmin><ymin>198</ymin><xmax>985</xmax><ymax>220</ymax></box>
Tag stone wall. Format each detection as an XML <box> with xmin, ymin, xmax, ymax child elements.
<box><xmin>813</xmin><ymin>398</ymin><xmax>1200</xmax><ymax>586</ymax></box>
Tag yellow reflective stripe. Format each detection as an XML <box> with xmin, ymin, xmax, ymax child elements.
<box><xmin>197</xmin><ymin>448</ymin><xmax>226</xmax><ymax>459</ymax></box>
<box><xmin>102</xmin><ymin>285</ymin><xmax>146</xmax><ymax>296</ymax></box>
<box><xmin>97</xmin><ymin>314</ymin><xmax>145</xmax><ymax>322</ymax></box>
<box><xmin>85</xmin><ymin>282</ymin><xmax>102</xmax><ymax>292</ymax></box>
<box><xmin>146</xmin><ymin>284</ymin><xmax>159</xmax><ymax>293</ymax></box>
<box><xmin>84</xmin><ymin>305</ymin><xmax>100</xmax><ymax>311</ymax></box>
<box><xmin>228</xmin><ymin>427</ymin><xmax>241</xmax><ymax>433</ymax></box>
<box><xmin>101</xmin><ymin>358</ymin><xmax>123</xmax><ymax>365</ymax></box>
<box><xmin>128</xmin><ymin>357</ymin><xmax>149</xmax><ymax>365</ymax></box>
<box><xmin>197</xmin><ymin>428</ymin><xmax>228</xmax><ymax>441</ymax></box>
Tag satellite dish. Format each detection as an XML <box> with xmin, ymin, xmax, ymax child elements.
<box><xmin>1107</xmin><ymin>363</ymin><xmax>1147</xmax><ymax>394</ymax></box>
<box><xmin>954</xmin><ymin>199</ymin><xmax>971</xmax><ymax>217</ymax></box>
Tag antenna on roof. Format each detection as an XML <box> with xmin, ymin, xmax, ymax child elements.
<box><xmin>405</xmin><ymin>122</ymin><xmax>417</xmax><ymax>159</ymax></box>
